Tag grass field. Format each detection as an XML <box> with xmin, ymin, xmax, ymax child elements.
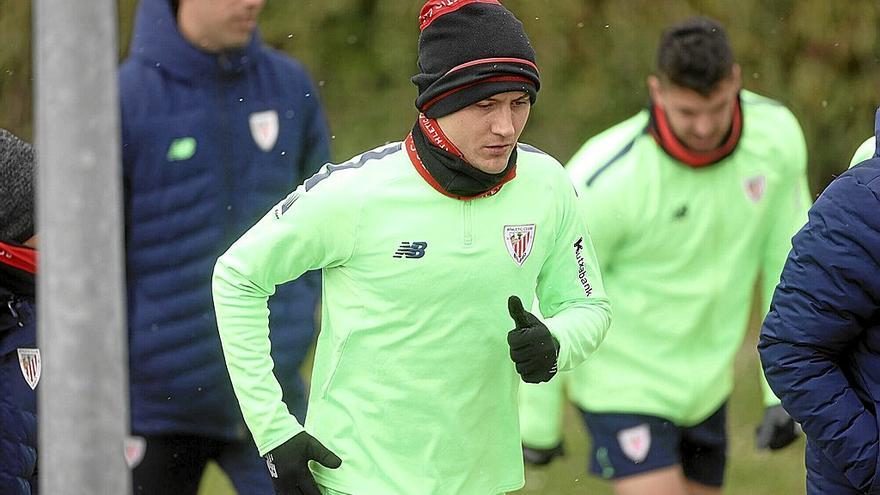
<box><xmin>198</xmin><ymin>320</ymin><xmax>807</xmax><ymax>495</ymax></box>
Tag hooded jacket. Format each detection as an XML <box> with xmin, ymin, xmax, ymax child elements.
<box><xmin>120</xmin><ymin>0</ymin><xmax>330</xmax><ymax>438</ymax></box>
<box><xmin>759</xmin><ymin>108</ymin><xmax>880</xmax><ymax>494</ymax></box>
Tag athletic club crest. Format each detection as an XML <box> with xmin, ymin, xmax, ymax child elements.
<box><xmin>124</xmin><ymin>436</ymin><xmax>147</xmax><ymax>468</ymax></box>
<box><xmin>249</xmin><ymin>110</ymin><xmax>279</xmax><ymax>152</ymax></box>
<box><xmin>617</xmin><ymin>424</ymin><xmax>651</xmax><ymax>464</ymax></box>
<box><xmin>504</xmin><ymin>224</ymin><xmax>536</xmax><ymax>266</ymax></box>
<box><xmin>17</xmin><ymin>348</ymin><xmax>41</xmax><ymax>390</ymax></box>
<box><xmin>743</xmin><ymin>175</ymin><xmax>766</xmax><ymax>203</ymax></box>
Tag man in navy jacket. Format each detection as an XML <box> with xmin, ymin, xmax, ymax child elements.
<box><xmin>120</xmin><ymin>0</ymin><xmax>331</xmax><ymax>492</ymax></box>
<box><xmin>759</xmin><ymin>108</ymin><xmax>880</xmax><ymax>495</ymax></box>
<box><xmin>0</xmin><ymin>129</ymin><xmax>39</xmax><ymax>495</ymax></box>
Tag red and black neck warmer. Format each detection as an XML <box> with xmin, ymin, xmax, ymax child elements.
<box><xmin>648</xmin><ymin>96</ymin><xmax>743</xmax><ymax>168</ymax></box>
<box><xmin>412</xmin><ymin>0</ymin><xmax>540</xmax><ymax>119</ymax></box>
<box><xmin>407</xmin><ymin>114</ymin><xmax>515</xmax><ymax>200</ymax></box>
<box><xmin>0</xmin><ymin>240</ymin><xmax>36</xmax><ymax>297</ymax></box>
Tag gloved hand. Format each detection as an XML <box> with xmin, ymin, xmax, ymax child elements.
<box><xmin>522</xmin><ymin>441</ymin><xmax>565</xmax><ymax>466</ymax></box>
<box><xmin>755</xmin><ymin>404</ymin><xmax>801</xmax><ymax>450</ymax></box>
<box><xmin>264</xmin><ymin>431</ymin><xmax>342</xmax><ymax>495</ymax></box>
<box><xmin>507</xmin><ymin>295</ymin><xmax>559</xmax><ymax>383</ymax></box>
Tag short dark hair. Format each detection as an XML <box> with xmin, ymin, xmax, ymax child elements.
<box><xmin>656</xmin><ymin>16</ymin><xmax>735</xmax><ymax>96</ymax></box>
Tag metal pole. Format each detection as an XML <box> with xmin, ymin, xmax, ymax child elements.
<box><xmin>34</xmin><ymin>0</ymin><xmax>129</xmax><ymax>493</ymax></box>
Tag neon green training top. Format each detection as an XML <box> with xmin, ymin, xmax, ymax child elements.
<box><xmin>521</xmin><ymin>91</ymin><xmax>810</xmax><ymax>440</ymax></box>
<box><xmin>212</xmin><ymin>140</ymin><xmax>611</xmax><ymax>495</ymax></box>
<box><xmin>850</xmin><ymin>136</ymin><xmax>874</xmax><ymax>167</ymax></box>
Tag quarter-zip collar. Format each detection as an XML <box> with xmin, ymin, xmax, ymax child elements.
<box><xmin>406</xmin><ymin>115</ymin><xmax>516</xmax><ymax>200</ymax></box>
<box><xmin>648</xmin><ymin>95</ymin><xmax>743</xmax><ymax>168</ymax></box>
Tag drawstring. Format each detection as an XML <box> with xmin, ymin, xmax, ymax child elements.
<box><xmin>6</xmin><ymin>297</ymin><xmax>24</xmax><ymax>327</ymax></box>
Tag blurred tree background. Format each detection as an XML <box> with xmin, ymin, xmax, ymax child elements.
<box><xmin>2</xmin><ymin>0</ymin><xmax>878</xmax><ymax>193</ymax></box>
<box><xmin>1</xmin><ymin>1</ymin><xmax>878</xmax><ymax>494</ymax></box>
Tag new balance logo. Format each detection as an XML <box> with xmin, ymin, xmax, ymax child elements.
<box><xmin>673</xmin><ymin>205</ymin><xmax>688</xmax><ymax>220</ymax></box>
<box><xmin>393</xmin><ymin>241</ymin><xmax>428</xmax><ymax>259</ymax></box>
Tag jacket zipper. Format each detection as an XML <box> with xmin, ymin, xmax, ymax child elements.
<box><xmin>217</xmin><ymin>57</ymin><xmax>240</xmax><ymax>437</ymax></box>
<box><xmin>217</xmin><ymin>59</ymin><xmax>235</xmax><ymax>242</ymax></box>
<box><xmin>463</xmin><ymin>200</ymin><xmax>474</xmax><ymax>247</ymax></box>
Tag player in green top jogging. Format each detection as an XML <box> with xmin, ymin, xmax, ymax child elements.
<box><xmin>519</xmin><ymin>16</ymin><xmax>809</xmax><ymax>495</ymax></box>
<box><xmin>211</xmin><ymin>2</ymin><xmax>611</xmax><ymax>494</ymax></box>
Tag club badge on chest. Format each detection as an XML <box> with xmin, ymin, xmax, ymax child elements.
<box><xmin>249</xmin><ymin>110</ymin><xmax>279</xmax><ymax>152</ymax></box>
<box><xmin>17</xmin><ymin>348</ymin><xmax>41</xmax><ymax>390</ymax></box>
<box><xmin>504</xmin><ymin>224</ymin><xmax>536</xmax><ymax>267</ymax></box>
<box><xmin>743</xmin><ymin>174</ymin><xmax>766</xmax><ymax>203</ymax></box>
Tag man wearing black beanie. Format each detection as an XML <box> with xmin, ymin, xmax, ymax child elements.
<box><xmin>212</xmin><ymin>2</ymin><xmax>611</xmax><ymax>494</ymax></box>
<box><xmin>0</xmin><ymin>128</ymin><xmax>39</xmax><ymax>495</ymax></box>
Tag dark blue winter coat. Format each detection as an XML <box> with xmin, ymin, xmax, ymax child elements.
<box><xmin>759</xmin><ymin>110</ymin><xmax>880</xmax><ymax>494</ymax></box>
<box><xmin>120</xmin><ymin>0</ymin><xmax>330</xmax><ymax>440</ymax></box>
<box><xmin>0</xmin><ymin>243</ymin><xmax>38</xmax><ymax>495</ymax></box>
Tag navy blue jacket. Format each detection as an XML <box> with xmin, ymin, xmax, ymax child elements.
<box><xmin>120</xmin><ymin>0</ymin><xmax>330</xmax><ymax>439</ymax></box>
<box><xmin>759</xmin><ymin>111</ymin><xmax>880</xmax><ymax>493</ymax></box>
<box><xmin>0</xmin><ymin>243</ymin><xmax>38</xmax><ymax>495</ymax></box>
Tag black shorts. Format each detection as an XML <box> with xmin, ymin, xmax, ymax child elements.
<box><xmin>580</xmin><ymin>403</ymin><xmax>728</xmax><ymax>487</ymax></box>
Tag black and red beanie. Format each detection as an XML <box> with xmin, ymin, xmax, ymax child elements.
<box><xmin>412</xmin><ymin>0</ymin><xmax>540</xmax><ymax>118</ymax></box>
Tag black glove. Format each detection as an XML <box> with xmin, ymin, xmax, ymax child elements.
<box><xmin>522</xmin><ymin>441</ymin><xmax>565</xmax><ymax>466</ymax></box>
<box><xmin>507</xmin><ymin>295</ymin><xmax>559</xmax><ymax>384</ymax></box>
<box><xmin>265</xmin><ymin>431</ymin><xmax>342</xmax><ymax>495</ymax></box>
<box><xmin>755</xmin><ymin>404</ymin><xmax>801</xmax><ymax>450</ymax></box>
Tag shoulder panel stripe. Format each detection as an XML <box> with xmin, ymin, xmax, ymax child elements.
<box><xmin>517</xmin><ymin>143</ymin><xmax>547</xmax><ymax>155</ymax></box>
<box><xmin>741</xmin><ymin>93</ymin><xmax>782</xmax><ymax>107</ymax></box>
<box><xmin>585</xmin><ymin>127</ymin><xmax>647</xmax><ymax>187</ymax></box>
<box><xmin>304</xmin><ymin>143</ymin><xmax>402</xmax><ymax>191</ymax></box>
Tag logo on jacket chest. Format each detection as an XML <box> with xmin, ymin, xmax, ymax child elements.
<box><xmin>249</xmin><ymin>110</ymin><xmax>279</xmax><ymax>152</ymax></box>
<box><xmin>504</xmin><ymin>224</ymin><xmax>536</xmax><ymax>266</ymax></box>
<box><xmin>17</xmin><ymin>348</ymin><xmax>41</xmax><ymax>390</ymax></box>
<box><xmin>393</xmin><ymin>241</ymin><xmax>428</xmax><ymax>259</ymax></box>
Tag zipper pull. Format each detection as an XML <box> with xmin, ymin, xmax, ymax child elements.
<box><xmin>217</xmin><ymin>54</ymin><xmax>232</xmax><ymax>72</ymax></box>
<box><xmin>7</xmin><ymin>298</ymin><xmax>23</xmax><ymax>327</ymax></box>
